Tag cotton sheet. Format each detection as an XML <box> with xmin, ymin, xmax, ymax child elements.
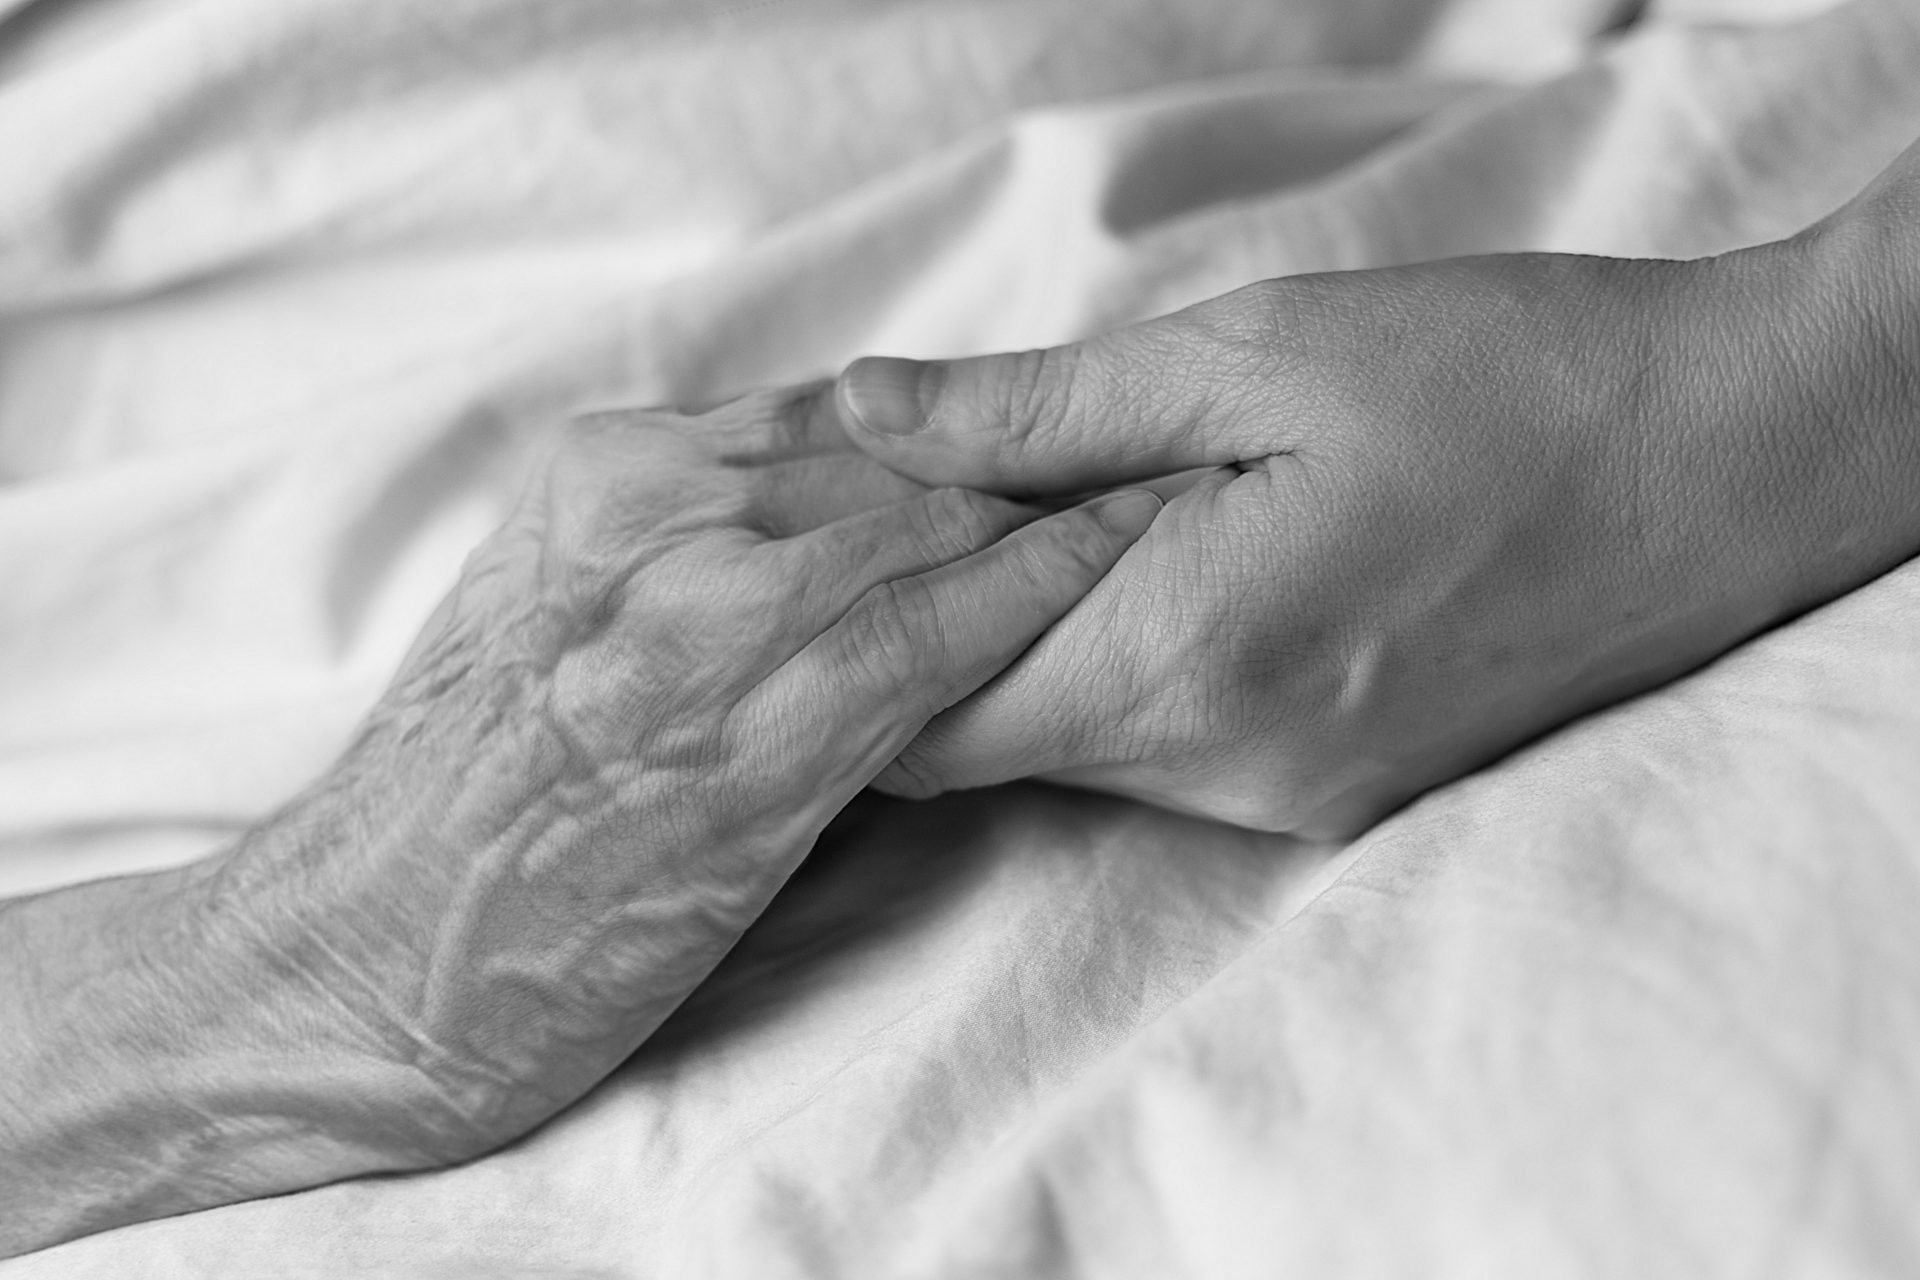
<box><xmin>3</xmin><ymin>0</ymin><xmax>1919</xmax><ymax>1274</ymax></box>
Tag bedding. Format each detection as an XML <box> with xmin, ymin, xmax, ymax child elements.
<box><xmin>3</xmin><ymin>0</ymin><xmax>1919</xmax><ymax>1274</ymax></box>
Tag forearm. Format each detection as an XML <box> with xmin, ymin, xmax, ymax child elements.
<box><xmin>0</xmin><ymin>841</ymin><xmax>469</xmax><ymax>1257</ymax></box>
<box><xmin>0</xmin><ymin>649</ymin><xmax>564</xmax><ymax>1258</ymax></box>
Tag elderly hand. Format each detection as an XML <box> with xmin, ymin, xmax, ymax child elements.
<box><xmin>834</xmin><ymin>157</ymin><xmax>1920</xmax><ymax>839</ymax></box>
<box><xmin>0</xmin><ymin>384</ymin><xmax>1157</xmax><ymax>1254</ymax></box>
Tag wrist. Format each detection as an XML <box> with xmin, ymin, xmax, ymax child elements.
<box><xmin>1693</xmin><ymin>198</ymin><xmax>1920</xmax><ymax>615</ymax></box>
<box><xmin>0</xmin><ymin>838</ymin><xmax>486</xmax><ymax>1256</ymax></box>
<box><xmin>196</xmin><ymin>704</ymin><xmax>558</xmax><ymax>1158</ymax></box>
<box><xmin>191</xmin><ymin>839</ymin><xmax>516</xmax><ymax>1162</ymax></box>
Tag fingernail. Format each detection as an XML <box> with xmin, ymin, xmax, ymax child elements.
<box><xmin>1089</xmin><ymin>488</ymin><xmax>1162</xmax><ymax>538</ymax></box>
<box><xmin>839</xmin><ymin>356</ymin><xmax>945</xmax><ymax>436</ymax></box>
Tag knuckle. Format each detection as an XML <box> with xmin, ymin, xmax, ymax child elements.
<box><xmin>910</xmin><ymin>486</ymin><xmax>1003</xmax><ymax>562</ymax></box>
<box><xmin>844</xmin><ymin>577</ymin><xmax>943</xmax><ymax>686</ymax></box>
<box><xmin>545</xmin><ymin>411</ymin><xmax>729</xmax><ymax>548</ymax></box>
<box><xmin>1030</xmin><ymin>506</ymin><xmax>1118</xmax><ymax>581</ymax></box>
<box><xmin>999</xmin><ymin>535</ymin><xmax>1057</xmax><ymax>594</ymax></box>
<box><xmin>566</xmin><ymin>407</ymin><xmax>645</xmax><ymax>439</ymax></box>
<box><xmin>551</xmin><ymin>414</ymin><xmax>644</xmax><ymax>495</ymax></box>
<box><xmin>559</xmin><ymin>411</ymin><xmax>669</xmax><ymax>475</ymax></box>
<box><xmin>561</xmin><ymin>406</ymin><xmax>692</xmax><ymax>468</ymax></box>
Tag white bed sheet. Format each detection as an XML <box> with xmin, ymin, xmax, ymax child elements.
<box><xmin>3</xmin><ymin>0</ymin><xmax>1919</xmax><ymax>1274</ymax></box>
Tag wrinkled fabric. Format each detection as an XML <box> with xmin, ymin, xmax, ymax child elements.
<box><xmin>3</xmin><ymin>0</ymin><xmax>1918</xmax><ymax>1275</ymax></box>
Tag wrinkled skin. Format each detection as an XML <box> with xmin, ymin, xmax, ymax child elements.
<box><xmin>0</xmin><ymin>384</ymin><xmax>1157</xmax><ymax>1253</ymax></box>
<box><xmin>211</xmin><ymin>385</ymin><xmax>1160</xmax><ymax>1148</ymax></box>
<box><xmin>836</xmin><ymin>169</ymin><xmax>1920</xmax><ymax>839</ymax></box>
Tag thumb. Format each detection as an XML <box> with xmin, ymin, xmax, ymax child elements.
<box><xmin>835</xmin><ymin>298</ymin><xmax>1279</xmax><ymax>496</ymax></box>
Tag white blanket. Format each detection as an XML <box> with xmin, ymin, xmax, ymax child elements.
<box><xmin>4</xmin><ymin>0</ymin><xmax>1919</xmax><ymax>1274</ymax></box>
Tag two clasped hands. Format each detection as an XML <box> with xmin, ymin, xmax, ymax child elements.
<box><xmin>3</xmin><ymin>142</ymin><xmax>1917</xmax><ymax>1256</ymax></box>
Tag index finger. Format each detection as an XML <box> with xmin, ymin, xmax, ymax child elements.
<box><xmin>703</xmin><ymin>381</ymin><xmax>861</xmax><ymax>464</ymax></box>
<box><xmin>736</xmin><ymin>489</ymin><xmax>1162</xmax><ymax>808</ymax></box>
<box><xmin>572</xmin><ymin>381</ymin><xmax>859</xmax><ymax>471</ymax></box>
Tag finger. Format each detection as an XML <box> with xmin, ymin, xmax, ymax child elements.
<box><xmin>746</xmin><ymin>454</ymin><xmax>931</xmax><ymax>537</ymax></box>
<box><xmin>1023</xmin><ymin>464</ymin><xmax>1227</xmax><ymax>512</ymax></box>
<box><xmin>833</xmin><ymin>288</ymin><xmax>1283</xmax><ymax>496</ymax></box>
<box><xmin>764</xmin><ymin>486</ymin><xmax>1045</xmax><ymax>629</ymax></box>
<box><xmin>703</xmin><ymin>380</ymin><xmax>860</xmax><ymax>464</ymax></box>
<box><xmin>865</xmin><ymin>679</ymin><xmax>1088</xmax><ymax>802</ymax></box>
<box><xmin>561</xmin><ymin>389</ymin><xmax>913</xmax><ymax>542</ymax></box>
<box><xmin>741</xmin><ymin>489</ymin><xmax>1163</xmax><ymax>799</ymax></box>
<box><xmin>871</xmin><ymin>465</ymin><xmax>1243</xmax><ymax>798</ymax></box>
<box><xmin>572</xmin><ymin>381</ymin><xmax>858</xmax><ymax>468</ymax></box>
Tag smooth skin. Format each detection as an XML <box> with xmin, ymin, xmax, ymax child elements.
<box><xmin>837</xmin><ymin>139</ymin><xmax>1920</xmax><ymax>839</ymax></box>
<box><xmin>0</xmin><ymin>386</ymin><xmax>1159</xmax><ymax>1256</ymax></box>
